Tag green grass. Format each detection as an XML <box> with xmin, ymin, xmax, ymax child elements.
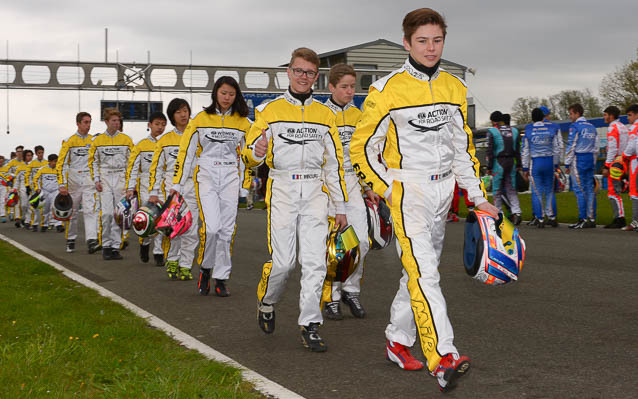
<box><xmin>457</xmin><ymin>190</ymin><xmax>634</xmax><ymax>224</ymax></box>
<box><xmin>0</xmin><ymin>240</ymin><xmax>264</xmax><ymax>399</ymax></box>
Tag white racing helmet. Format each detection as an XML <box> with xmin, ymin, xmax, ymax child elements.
<box><xmin>463</xmin><ymin>210</ymin><xmax>526</xmax><ymax>285</ymax></box>
<box><xmin>53</xmin><ymin>193</ymin><xmax>73</xmax><ymax>221</ymax></box>
<box><xmin>365</xmin><ymin>197</ymin><xmax>394</xmax><ymax>249</ymax></box>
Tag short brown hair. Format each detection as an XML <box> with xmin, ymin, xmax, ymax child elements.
<box><xmin>328</xmin><ymin>64</ymin><xmax>356</xmax><ymax>86</ymax></box>
<box><xmin>103</xmin><ymin>107</ymin><xmax>122</xmax><ymax>121</ymax></box>
<box><xmin>403</xmin><ymin>8</ymin><xmax>447</xmax><ymax>42</ymax></box>
<box><xmin>289</xmin><ymin>47</ymin><xmax>320</xmax><ymax>70</ymax></box>
<box><xmin>76</xmin><ymin>111</ymin><xmax>91</xmax><ymax>123</ymax></box>
<box><xmin>568</xmin><ymin>103</ymin><xmax>584</xmax><ymax>116</ymax></box>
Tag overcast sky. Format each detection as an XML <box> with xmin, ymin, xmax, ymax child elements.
<box><xmin>1</xmin><ymin>0</ymin><xmax>637</xmax><ymax>157</ymax></box>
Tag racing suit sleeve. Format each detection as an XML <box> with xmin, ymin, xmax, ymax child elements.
<box><xmin>33</xmin><ymin>168</ymin><xmax>43</xmax><ymax>191</ymax></box>
<box><xmin>241</xmin><ymin>110</ymin><xmax>269</xmax><ymax>168</ymax></box>
<box><xmin>323</xmin><ymin>123</ymin><xmax>348</xmax><ymax>214</ymax></box>
<box><xmin>623</xmin><ymin>129</ymin><xmax>636</xmax><ymax>159</ymax></box>
<box><xmin>25</xmin><ymin>164</ymin><xmax>34</xmax><ymax>193</ymax></box>
<box><xmin>605</xmin><ymin>126</ymin><xmax>617</xmax><ymax>167</ymax></box>
<box><xmin>486</xmin><ymin>129</ymin><xmax>495</xmax><ymax>171</ymax></box>
<box><xmin>88</xmin><ymin>140</ymin><xmax>100</xmax><ymax>183</ymax></box>
<box><xmin>172</xmin><ymin>122</ymin><xmax>199</xmax><ymax>192</ymax></box>
<box><xmin>148</xmin><ymin>142</ymin><xmax>164</xmax><ymax>196</ymax></box>
<box><xmin>553</xmin><ymin>130</ymin><xmax>563</xmax><ymax>168</ymax></box>
<box><xmin>521</xmin><ymin>134</ymin><xmax>530</xmax><ymax>171</ymax></box>
<box><xmin>514</xmin><ymin>128</ymin><xmax>522</xmax><ymax>168</ymax></box>
<box><xmin>56</xmin><ymin>139</ymin><xmax>70</xmax><ymax>186</ymax></box>
<box><xmin>565</xmin><ymin>127</ymin><xmax>578</xmax><ymax>168</ymax></box>
<box><xmin>350</xmin><ymin>87</ymin><xmax>394</xmax><ymax>199</ymax></box>
<box><xmin>451</xmin><ymin>96</ymin><xmax>487</xmax><ymax>205</ymax></box>
<box><xmin>125</xmin><ymin>144</ymin><xmax>142</xmax><ymax>191</ymax></box>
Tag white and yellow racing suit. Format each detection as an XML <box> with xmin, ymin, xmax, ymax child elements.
<box><xmin>33</xmin><ymin>165</ymin><xmax>63</xmax><ymax>228</ymax></box>
<box><xmin>173</xmin><ymin>109</ymin><xmax>251</xmax><ymax>280</ymax></box>
<box><xmin>57</xmin><ymin>132</ymin><xmax>100</xmax><ymax>244</ymax></box>
<box><xmin>89</xmin><ymin>131</ymin><xmax>133</xmax><ymax>250</ymax></box>
<box><xmin>149</xmin><ymin>128</ymin><xmax>196</xmax><ymax>269</ymax></box>
<box><xmin>321</xmin><ymin>98</ymin><xmax>369</xmax><ymax>304</ymax></box>
<box><xmin>13</xmin><ymin>162</ymin><xmax>29</xmax><ymax>220</ymax></box>
<box><xmin>350</xmin><ymin>58</ymin><xmax>487</xmax><ymax>371</ymax></box>
<box><xmin>126</xmin><ymin>135</ymin><xmax>163</xmax><ymax>256</ymax></box>
<box><xmin>26</xmin><ymin>158</ymin><xmax>47</xmax><ymax>227</ymax></box>
<box><xmin>242</xmin><ymin>90</ymin><xmax>348</xmax><ymax>327</ymax></box>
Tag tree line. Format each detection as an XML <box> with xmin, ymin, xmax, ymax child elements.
<box><xmin>510</xmin><ymin>48</ymin><xmax>638</xmax><ymax>125</ymax></box>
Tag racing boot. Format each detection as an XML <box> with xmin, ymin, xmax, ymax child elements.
<box><xmin>56</xmin><ymin>225</ymin><xmax>65</xmax><ymax>233</ymax></box>
<box><xmin>510</xmin><ymin>213</ymin><xmax>522</xmax><ymax>226</ymax></box>
<box><xmin>301</xmin><ymin>322</ymin><xmax>327</xmax><ymax>352</ymax></box>
<box><xmin>31</xmin><ymin>225</ymin><xmax>38</xmax><ymax>232</ymax></box>
<box><xmin>342</xmin><ymin>291</ymin><xmax>366</xmax><ymax>318</ymax></box>
<box><xmin>0</xmin><ymin>216</ymin><xmax>5</xmax><ymax>223</ymax></box>
<box><xmin>324</xmin><ymin>301</ymin><xmax>343</xmax><ymax>320</ymax></box>
<box><xmin>14</xmin><ymin>218</ymin><xmax>22</xmax><ymax>228</ymax></box>
<box><xmin>66</xmin><ymin>239</ymin><xmax>75</xmax><ymax>253</ymax></box>
<box><xmin>166</xmin><ymin>261</ymin><xmax>179</xmax><ymax>280</ymax></box>
<box><xmin>178</xmin><ymin>267</ymin><xmax>193</xmax><ymax>281</ymax></box>
<box><xmin>622</xmin><ymin>220</ymin><xmax>638</xmax><ymax>231</ymax></box>
<box><xmin>153</xmin><ymin>254</ymin><xmax>164</xmax><ymax>267</ymax></box>
<box><xmin>102</xmin><ymin>247</ymin><xmax>113</xmax><ymax>260</ymax></box>
<box><xmin>198</xmin><ymin>268</ymin><xmax>211</xmax><ymax>295</ymax></box>
<box><xmin>582</xmin><ymin>219</ymin><xmax>597</xmax><ymax>228</ymax></box>
<box><xmin>257</xmin><ymin>302</ymin><xmax>275</xmax><ymax>334</ymax></box>
<box><xmin>386</xmin><ymin>340</ymin><xmax>424</xmax><ymax>371</ymax></box>
<box><xmin>537</xmin><ymin>217</ymin><xmax>546</xmax><ymax>228</ymax></box>
<box><xmin>527</xmin><ymin>217</ymin><xmax>539</xmax><ymax>226</ymax></box>
<box><xmin>110</xmin><ymin>249</ymin><xmax>123</xmax><ymax>260</ymax></box>
<box><xmin>546</xmin><ymin>217</ymin><xmax>558</xmax><ymax>228</ymax></box>
<box><xmin>569</xmin><ymin>219</ymin><xmax>585</xmax><ymax>229</ymax></box>
<box><xmin>604</xmin><ymin>217</ymin><xmax>626</xmax><ymax>229</ymax></box>
<box><xmin>40</xmin><ymin>226</ymin><xmax>47</xmax><ymax>232</ymax></box>
<box><xmin>431</xmin><ymin>353</ymin><xmax>471</xmax><ymax>393</ymax></box>
<box><xmin>214</xmin><ymin>279</ymin><xmax>229</xmax><ymax>297</ymax></box>
<box><xmin>87</xmin><ymin>239</ymin><xmax>101</xmax><ymax>254</ymax></box>
<box><xmin>139</xmin><ymin>244</ymin><xmax>150</xmax><ymax>263</ymax></box>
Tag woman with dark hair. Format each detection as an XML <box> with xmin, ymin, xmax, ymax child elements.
<box><xmin>171</xmin><ymin>76</ymin><xmax>251</xmax><ymax>297</ymax></box>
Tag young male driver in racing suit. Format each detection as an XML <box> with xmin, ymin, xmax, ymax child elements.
<box><xmin>25</xmin><ymin>145</ymin><xmax>47</xmax><ymax>231</ymax></box>
<box><xmin>2</xmin><ymin>146</ymin><xmax>24</xmax><ymax>223</ymax></box>
<box><xmin>349</xmin><ymin>8</ymin><xmax>499</xmax><ymax>392</ymax></box>
<box><xmin>621</xmin><ymin>104</ymin><xmax>638</xmax><ymax>231</ymax></box>
<box><xmin>148</xmin><ymin>98</ymin><xmax>199</xmax><ymax>278</ymax></box>
<box><xmin>125</xmin><ymin>112</ymin><xmax>167</xmax><ymax>263</ymax></box>
<box><xmin>486</xmin><ymin>111</ymin><xmax>522</xmax><ymax>224</ymax></box>
<box><xmin>57</xmin><ymin>112</ymin><xmax>101</xmax><ymax>253</ymax></box>
<box><xmin>13</xmin><ymin>149</ymin><xmax>33</xmax><ymax>228</ymax></box>
<box><xmin>243</xmin><ymin>47</ymin><xmax>348</xmax><ymax>352</ymax></box>
<box><xmin>321</xmin><ymin>63</ymin><xmax>380</xmax><ymax>320</ymax></box>
<box><xmin>565</xmin><ymin>103</ymin><xmax>598</xmax><ymax>229</ymax></box>
<box><xmin>602</xmin><ymin>105</ymin><xmax>629</xmax><ymax>228</ymax></box>
<box><xmin>89</xmin><ymin>108</ymin><xmax>134</xmax><ymax>260</ymax></box>
<box><xmin>33</xmin><ymin>154</ymin><xmax>63</xmax><ymax>231</ymax></box>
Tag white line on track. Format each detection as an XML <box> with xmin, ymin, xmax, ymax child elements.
<box><xmin>0</xmin><ymin>233</ymin><xmax>304</xmax><ymax>399</ymax></box>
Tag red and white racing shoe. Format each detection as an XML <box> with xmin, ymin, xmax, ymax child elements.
<box><xmin>385</xmin><ymin>340</ymin><xmax>424</xmax><ymax>371</ymax></box>
<box><xmin>431</xmin><ymin>353</ymin><xmax>471</xmax><ymax>392</ymax></box>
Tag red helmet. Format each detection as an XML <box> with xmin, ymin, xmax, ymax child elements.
<box><xmin>155</xmin><ymin>192</ymin><xmax>193</xmax><ymax>239</ymax></box>
<box><xmin>365</xmin><ymin>197</ymin><xmax>394</xmax><ymax>249</ymax></box>
<box><xmin>554</xmin><ymin>168</ymin><xmax>567</xmax><ymax>193</ymax></box>
<box><xmin>1</xmin><ymin>173</ymin><xmax>14</xmax><ymax>187</ymax></box>
<box><xmin>5</xmin><ymin>189</ymin><xmax>19</xmax><ymax>207</ymax></box>
<box><xmin>325</xmin><ymin>218</ymin><xmax>360</xmax><ymax>283</ymax></box>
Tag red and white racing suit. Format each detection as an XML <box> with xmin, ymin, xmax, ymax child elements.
<box><xmin>89</xmin><ymin>131</ymin><xmax>133</xmax><ymax>250</ymax></box>
<box><xmin>605</xmin><ymin>120</ymin><xmax>628</xmax><ymax>218</ymax></box>
<box><xmin>173</xmin><ymin>109</ymin><xmax>251</xmax><ymax>279</ymax></box>
<box><xmin>623</xmin><ymin>121</ymin><xmax>638</xmax><ymax>223</ymax></box>
<box><xmin>126</xmin><ymin>135</ymin><xmax>163</xmax><ymax>255</ymax></box>
<box><xmin>321</xmin><ymin>98</ymin><xmax>369</xmax><ymax>304</ymax></box>
<box><xmin>57</xmin><ymin>132</ymin><xmax>100</xmax><ymax>243</ymax></box>
<box><xmin>242</xmin><ymin>90</ymin><xmax>348</xmax><ymax>327</ymax></box>
<box><xmin>350</xmin><ymin>58</ymin><xmax>487</xmax><ymax>371</ymax></box>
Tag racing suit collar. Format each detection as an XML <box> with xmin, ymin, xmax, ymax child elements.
<box><xmin>325</xmin><ymin>97</ymin><xmax>353</xmax><ymax>113</ymax></box>
<box><xmin>173</xmin><ymin>128</ymin><xmax>184</xmax><ymax>136</ymax></box>
<box><xmin>147</xmin><ymin>134</ymin><xmax>158</xmax><ymax>142</ymax></box>
<box><xmin>214</xmin><ymin>107</ymin><xmax>232</xmax><ymax>116</ymax></box>
<box><xmin>576</xmin><ymin>116</ymin><xmax>587</xmax><ymax>122</ymax></box>
<box><xmin>75</xmin><ymin>131</ymin><xmax>89</xmax><ymax>138</ymax></box>
<box><xmin>405</xmin><ymin>56</ymin><xmax>440</xmax><ymax>82</ymax></box>
<box><xmin>104</xmin><ymin>130</ymin><xmax>120</xmax><ymax>137</ymax></box>
<box><xmin>284</xmin><ymin>88</ymin><xmax>314</xmax><ymax>106</ymax></box>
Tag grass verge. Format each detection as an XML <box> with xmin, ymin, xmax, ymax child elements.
<box><xmin>0</xmin><ymin>240</ymin><xmax>264</xmax><ymax>399</ymax></box>
<box><xmin>458</xmin><ymin>190</ymin><xmax>633</xmax><ymax>224</ymax></box>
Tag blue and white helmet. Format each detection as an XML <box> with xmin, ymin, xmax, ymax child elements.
<box><xmin>463</xmin><ymin>211</ymin><xmax>526</xmax><ymax>285</ymax></box>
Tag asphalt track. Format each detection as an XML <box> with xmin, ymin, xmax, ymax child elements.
<box><xmin>2</xmin><ymin>211</ymin><xmax>638</xmax><ymax>398</ymax></box>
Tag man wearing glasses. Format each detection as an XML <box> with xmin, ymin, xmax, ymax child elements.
<box><xmin>242</xmin><ymin>47</ymin><xmax>348</xmax><ymax>353</ymax></box>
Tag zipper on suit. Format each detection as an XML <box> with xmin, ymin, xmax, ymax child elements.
<box><xmin>300</xmin><ymin>105</ymin><xmax>305</xmax><ymax>198</ymax></box>
<box><xmin>428</xmin><ymin>78</ymin><xmax>442</xmax><ymax>172</ymax></box>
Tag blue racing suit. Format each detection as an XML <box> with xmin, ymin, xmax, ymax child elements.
<box><xmin>565</xmin><ymin>117</ymin><xmax>598</xmax><ymax>221</ymax></box>
<box><xmin>522</xmin><ymin>121</ymin><xmax>563</xmax><ymax>219</ymax></box>
<box><xmin>487</xmin><ymin>125</ymin><xmax>521</xmax><ymax>214</ymax></box>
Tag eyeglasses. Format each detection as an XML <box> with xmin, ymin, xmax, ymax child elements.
<box><xmin>290</xmin><ymin>68</ymin><xmax>318</xmax><ymax>79</ymax></box>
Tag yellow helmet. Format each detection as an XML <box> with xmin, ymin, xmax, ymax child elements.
<box><xmin>326</xmin><ymin>217</ymin><xmax>360</xmax><ymax>283</ymax></box>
